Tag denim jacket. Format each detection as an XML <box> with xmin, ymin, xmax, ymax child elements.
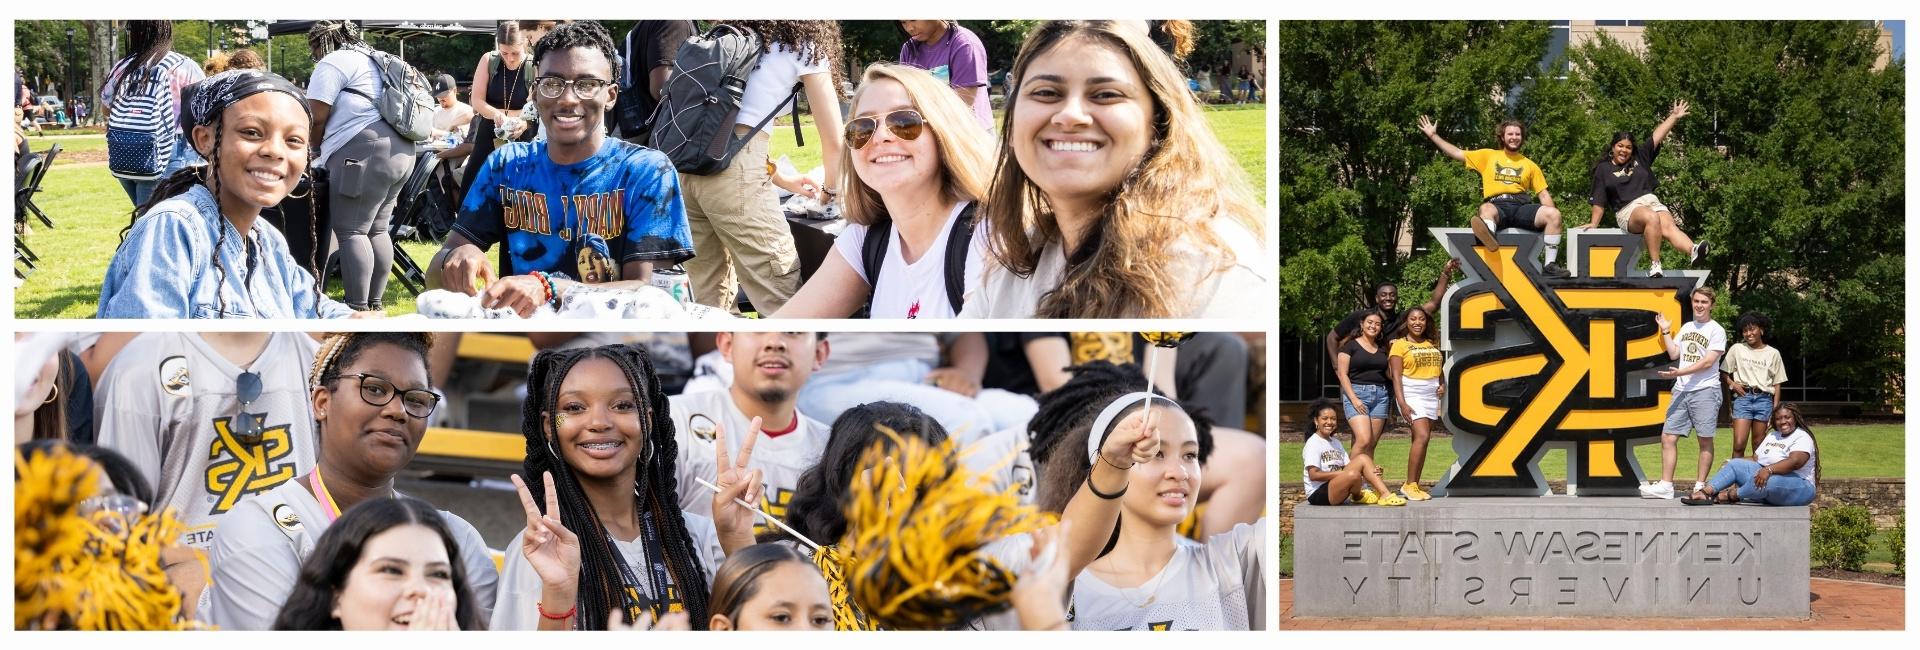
<box><xmin>98</xmin><ymin>184</ymin><xmax>352</xmax><ymax>319</ymax></box>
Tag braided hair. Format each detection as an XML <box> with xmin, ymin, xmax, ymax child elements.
<box><xmin>1027</xmin><ymin>361</ymin><xmax>1212</xmax><ymax>516</ymax></box>
<box><xmin>113</xmin><ymin>20</ymin><xmax>174</xmax><ymax>86</ymax></box>
<box><xmin>306</xmin><ymin>20</ymin><xmax>365</xmax><ymax>58</ymax></box>
<box><xmin>310</xmin><ymin>332</ymin><xmax>437</xmax><ymax>390</ymax></box>
<box><xmin>520</xmin><ymin>343</ymin><xmax>710</xmax><ymax>630</ymax></box>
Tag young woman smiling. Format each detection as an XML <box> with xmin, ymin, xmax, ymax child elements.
<box><xmin>204</xmin><ymin>333</ymin><xmax>497</xmax><ymax>630</ymax></box>
<box><xmin>271</xmin><ymin>497</ymin><xmax>488</xmax><ymax>630</ymax></box>
<box><xmin>964</xmin><ymin>20</ymin><xmax>1268</xmax><ymax>319</ymax></box>
<box><xmin>776</xmin><ymin>63</ymin><xmax>992</xmax><ymax>319</ymax></box>
<box><xmin>99</xmin><ymin>70</ymin><xmax>360</xmax><ymax>318</ymax></box>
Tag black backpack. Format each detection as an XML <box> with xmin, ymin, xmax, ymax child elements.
<box><xmin>646</xmin><ymin>24</ymin><xmax>804</xmax><ymax>175</ymax></box>
<box><xmin>856</xmin><ymin>203</ymin><xmax>977</xmax><ymax>318</ymax></box>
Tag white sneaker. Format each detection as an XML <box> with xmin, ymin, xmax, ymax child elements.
<box><xmin>1692</xmin><ymin>481</ymin><xmax>1707</xmax><ymax>496</ymax></box>
<box><xmin>1648</xmin><ymin>481</ymin><xmax>1675</xmax><ymax>500</ymax></box>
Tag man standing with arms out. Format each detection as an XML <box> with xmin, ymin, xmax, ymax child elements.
<box><xmin>1646</xmin><ymin>287</ymin><xmax>1726</xmax><ymax>500</ymax></box>
<box><xmin>1323</xmin><ymin>259</ymin><xmax>1460</xmax><ymax>365</ymax></box>
<box><xmin>1418</xmin><ymin>115</ymin><xmax>1570</xmax><ymax>278</ymax></box>
<box><xmin>899</xmin><ymin>20</ymin><xmax>993</xmax><ymax>131</ymax></box>
<box><xmin>670</xmin><ymin>332</ymin><xmax>830</xmax><ymax>534</ymax></box>
<box><xmin>430</xmin><ymin>22</ymin><xmax>693</xmax><ymax>317</ymax></box>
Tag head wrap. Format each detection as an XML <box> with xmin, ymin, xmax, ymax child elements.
<box><xmin>179</xmin><ymin>69</ymin><xmax>310</xmax><ymax>135</ymax></box>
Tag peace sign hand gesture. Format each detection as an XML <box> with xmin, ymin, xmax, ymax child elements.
<box><xmin>712</xmin><ymin>417</ymin><xmax>764</xmax><ymax>552</ymax></box>
<box><xmin>512</xmin><ymin>471</ymin><xmax>581</xmax><ymax>591</ymax></box>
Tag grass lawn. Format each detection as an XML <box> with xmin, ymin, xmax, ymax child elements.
<box><xmin>26</xmin><ymin>133</ymin><xmax>109</xmax><ymax>157</ymax></box>
<box><xmin>1276</xmin><ymin>424</ymin><xmax>1904</xmax><ymax>485</ymax></box>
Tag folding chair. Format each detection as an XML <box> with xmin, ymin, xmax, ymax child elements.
<box><xmin>19</xmin><ymin>143</ymin><xmax>59</xmax><ymax>228</ymax></box>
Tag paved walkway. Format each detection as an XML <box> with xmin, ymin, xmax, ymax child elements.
<box><xmin>1280</xmin><ymin>578</ymin><xmax>1905</xmax><ymax>630</ymax></box>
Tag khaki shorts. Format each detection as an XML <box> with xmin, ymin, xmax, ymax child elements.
<box><xmin>1614</xmin><ymin>193</ymin><xmax>1670</xmax><ymax>226</ymax></box>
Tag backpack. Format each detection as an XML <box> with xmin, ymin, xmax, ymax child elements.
<box><xmin>105</xmin><ymin>57</ymin><xmax>181</xmax><ymax>181</ymax></box>
<box><xmin>339</xmin><ymin>46</ymin><xmax>437</xmax><ymax>143</ymax></box>
<box><xmin>855</xmin><ymin>203</ymin><xmax>977</xmax><ymax>318</ymax></box>
<box><xmin>647</xmin><ymin>24</ymin><xmax>804</xmax><ymax>175</ymax></box>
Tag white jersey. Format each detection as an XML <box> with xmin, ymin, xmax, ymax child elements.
<box><xmin>668</xmin><ymin>390</ymin><xmax>828</xmax><ymax>533</ymax></box>
<box><xmin>201</xmin><ymin>479</ymin><xmax>499</xmax><ymax>630</ymax></box>
<box><xmin>957</xmin><ymin>426</ymin><xmax>1036</xmax><ymax>506</ymax></box>
<box><xmin>490</xmin><ymin>511</ymin><xmax>724</xmax><ymax>630</ymax></box>
<box><xmin>93</xmin><ymin>332</ymin><xmax>319</xmax><ymax>550</ymax></box>
<box><xmin>1070</xmin><ymin>520</ymin><xmax>1267</xmax><ymax>630</ymax></box>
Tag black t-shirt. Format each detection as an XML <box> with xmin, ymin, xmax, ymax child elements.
<box><xmin>981</xmin><ymin>333</ymin><xmax>1153</xmax><ymax>396</ymax></box>
<box><xmin>1334</xmin><ymin>307</ymin><xmax>1409</xmax><ymax>342</ymax></box>
<box><xmin>620</xmin><ymin>20</ymin><xmax>695</xmax><ymax>138</ymax></box>
<box><xmin>1340</xmin><ymin>339</ymin><xmax>1390</xmax><ymax>386</ymax></box>
<box><xmin>1589</xmin><ymin>138</ymin><xmax>1660</xmax><ymax>212</ymax></box>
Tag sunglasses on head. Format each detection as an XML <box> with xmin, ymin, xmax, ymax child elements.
<box><xmin>231</xmin><ymin>370</ymin><xmax>265</xmax><ymax>443</ymax></box>
<box><xmin>844</xmin><ymin>109</ymin><xmax>925</xmax><ymax>150</ymax></box>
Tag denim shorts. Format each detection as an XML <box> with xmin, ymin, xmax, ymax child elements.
<box><xmin>1731</xmin><ymin>391</ymin><xmax>1774</xmax><ymax>422</ymax></box>
<box><xmin>1344</xmin><ymin>383</ymin><xmax>1390</xmax><ymax>419</ymax></box>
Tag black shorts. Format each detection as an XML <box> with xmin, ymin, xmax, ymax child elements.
<box><xmin>1485</xmin><ymin>197</ymin><xmax>1544</xmax><ymax>231</ymax></box>
<box><xmin>1307</xmin><ymin>482</ymin><xmax>1333</xmax><ymax>505</ymax></box>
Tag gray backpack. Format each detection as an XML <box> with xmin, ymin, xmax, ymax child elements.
<box><xmin>340</xmin><ymin>46</ymin><xmax>437</xmax><ymax>143</ymax></box>
<box><xmin>647</xmin><ymin>25</ymin><xmax>803</xmax><ymax>175</ymax></box>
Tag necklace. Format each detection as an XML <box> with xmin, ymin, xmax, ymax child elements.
<box><xmin>1101</xmin><ymin>545</ymin><xmax>1175</xmax><ymax>609</ymax></box>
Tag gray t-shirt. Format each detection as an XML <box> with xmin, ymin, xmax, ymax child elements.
<box><xmin>1069</xmin><ymin>519</ymin><xmax>1267</xmax><ymax>630</ymax></box>
<box><xmin>93</xmin><ymin>332</ymin><xmax>319</xmax><ymax>551</ymax></box>
<box><xmin>307</xmin><ymin>48</ymin><xmax>384</xmax><ymax>168</ymax></box>
<box><xmin>490</xmin><ymin>510</ymin><xmax>724</xmax><ymax>630</ymax></box>
<box><xmin>201</xmin><ymin>479</ymin><xmax>500</xmax><ymax>630</ymax></box>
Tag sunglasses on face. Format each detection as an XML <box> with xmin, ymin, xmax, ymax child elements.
<box><xmin>844</xmin><ymin>109</ymin><xmax>926</xmax><ymax>150</ymax></box>
<box><xmin>326</xmin><ymin>373</ymin><xmax>442</xmax><ymax>419</ymax></box>
<box><xmin>533</xmin><ymin>76</ymin><xmax>612</xmax><ymax>100</ymax></box>
<box><xmin>231</xmin><ymin>371</ymin><xmax>265</xmax><ymax>443</ymax></box>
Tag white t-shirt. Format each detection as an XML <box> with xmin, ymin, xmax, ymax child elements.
<box><xmin>1756</xmin><ymin>428</ymin><xmax>1817</xmax><ymax>483</ymax></box>
<box><xmin>307</xmin><ymin>48</ymin><xmax>385</xmax><ymax>167</ymax></box>
<box><xmin>668</xmin><ymin>389</ymin><xmax>828</xmax><ymax>529</ymax></box>
<box><xmin>433</xmin><ymin>101</ymin><xmax>474</xmax><ymax>135</ymax></box>
<box><xmin>957</xmin><ymin>426</ymin><xmax>1036</xmax><ymax>506</ymax></box>
<box><xmin>737</xmin><ymin>43</ymin><xmax>826</xmax><ymax>128</ymax></box>
<box><xmin>1069</xmin><ymin>520</ymin><xmax>1267</xmax><ymax>630</ymax></box>
<box><xmin>1301</xmin><ymin>434</ymin><xmax>1349</xmax><ymax>494</ymax></box>
<box><xmin>201</xmin><ymin>479</ymin><xmax>499</xmax><ymax>630</ymax></box>
<box><xmin>960</xmin><ymin>217</ymin><xmax>1269</xmax><ymax>319</ymax></box>
<box><xmin>831</xmin><ymin>201</ymin><xmax>986</xmax><ymax>319</ymax></box>
<box><xmin>490</xmin><ymin>511</ymin><xmax>724</xmax><ymax>630</ymax></box>
<box><xmin>93</xmin><ymin>332</ymin><xmax>320</xmax><ymax>550</ymax></box>
<box><xmin>1672</xmin><ymin>318</ymin><xmax>1728</xmax><ymax>393</ymax></box>
<box><xmin>816</xmin><ymin>333</ymin><xmax>941</xmax><ymax>373</ymax></box>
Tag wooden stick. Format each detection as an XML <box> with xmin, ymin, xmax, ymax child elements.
<box><xmin>693</xmin><ymin>476</ymin><xmax>821</xmax><ymax>551</ymax></box>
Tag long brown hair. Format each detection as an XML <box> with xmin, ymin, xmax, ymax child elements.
<box><xmin>838</xmin><ymin>63</ymin><xmax>992</xmax><ymax>227</ymax></box>
<box><xmin>983</xmin><ymin>20</ymin><xmax>1263</xmax><ymax>318</ymax></box>
<box><xmin>715</xmin><ymin>20</ymin><xmax>846</xmax><ymax>89</ymax></box>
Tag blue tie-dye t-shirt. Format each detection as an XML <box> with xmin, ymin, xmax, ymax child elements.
<box><xmin>453</xmin><ymin>138</ymin><xmax>692</xmax><ymax>281</ymax></box>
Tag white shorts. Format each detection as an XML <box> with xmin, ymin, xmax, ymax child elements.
<box><xmin>1613</xmin><ymin>193</ymin><xmax>1670</xmax><ymax>226</ymax></box>
<box><xmin>1401</xmin><ymin>376</ymin><xmax>1442</xmax><ymax>421</ymax></box>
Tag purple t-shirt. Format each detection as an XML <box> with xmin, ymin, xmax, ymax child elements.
<box><xmin>898</xmin><ymin>24</ymin><xmax>992</xmax><ymax>130</ymax></box>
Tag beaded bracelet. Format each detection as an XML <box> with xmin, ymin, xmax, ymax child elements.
<box><xmin>537</xmin><ymin>601</ymin><xmax>576</xmax><ymax>620</ymax></box>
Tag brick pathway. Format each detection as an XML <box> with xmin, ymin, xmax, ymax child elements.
<box><xmin>1280</xmin><ymin>578</ymin><xmax>1905</xmax><ymax>630</ymax></box>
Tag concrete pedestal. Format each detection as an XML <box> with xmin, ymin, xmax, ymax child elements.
<box><xmin>1291</xmin><ymin>497</ymin><xmax>1809</xmax><ymax>618</ymax></box>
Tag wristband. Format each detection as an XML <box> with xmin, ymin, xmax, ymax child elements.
<box><xmin>1086</xmin><ymin>476</ymin><xmax>1127</xmax><ymax>500</ymax></box>
<box><xmin>1085</xmin><ymin>392</ymin><xmax>1176</xmax><ymax>467</ymax></box>
<box><xmin>538</xmin><ymin>601</ymin><xmax>576</xmax><ymax>620</ymax></box>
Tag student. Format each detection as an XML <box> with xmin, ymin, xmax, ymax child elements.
<box><xmin>99</xmin><ymin>70</ymin><xmax>356</xmax><ymax>319</ymax></box>
<box><xmin>1578</xmin><ymin>100</ymin><xmax>1707</xmax><ymax>277</ymax></box>
<box><xmin>433</xmin><ymin>22</ymin><xmax>694</xmax><ymax>318</ymax></box>
<box><xmin>1323</xmin><ymin>260</ymin><xmax>1459</xmax><ymax>364</ymax></box>
<box><xmin>669</xmin><ymin>332</ymin><xmax>831</xmax><ymax>523</ymax></box>
<box><xmin>1686</xmin><ymin>403</ymin><xmax>1818</xmax><ymax>506</ymax></box>
<box><xmin>307</xmin><ymin>20</ymin><xmax>418</xmax><ymax>312</ymax></box>
<box><xmin>897</xmin><ymin>21</ymin><xmax>994</xmax><ymax>130</ymax></box>
<box><xmin>1388</xmin><ymin>306</ymin><xmax>1444</xmax><ymax>501</ymax></box>
<box><xmin>491</xmin><ymin>343</ymin><xmax>724</xmax><ymax>630</ymax></box>
<box><xmin>705</xmin><ymin>543</ymin><xmax>834</xmax><ymax>630</ymax></box>
<box><xmin>204</xmin><ymin>333</ymin><xmax>498</xmax><ymax>630</ymax></box>
<box><xmin>1335</xmin><ymin>309</ymin><xmax>1391</xmax><ymax>460</ymax></box>
<box><xmin>429</xmin><ymin>73</ymin><xmax>473</xmax><ymax>141</ymax></box>
<box><xmin>1644</xmin><ymin>287</ymin><xmax>1727</xmax><ymax>500</ymax></box>
<box><xmin>102</xmin><ymin>20</ymin><xmax>205</xmax><ymax>207</ymax></box>
<box><xmin>1302</xmin><ymin>398</ymin><xmax>1403</xmax><ymax>506</ymax></box>
<box><xmin>1417</xmin><ymin>115</ymin><xmax>1570</xmax><ymax>278</ymax></box>
<box><xmin>680</xmin><ymin>20</ymin><xmax>846</xmax><ymax>315</ymax></box>
<box><xmin>965</xmin><ymin>20</ymin><xmax>1268</xmax><ymax>318</ymax></box>
<box><xmin>271</xmin><ymin>497</ymin><xmax>488</xmax><ymax>630</ymax></box>
<box><xmin>775</xmin><ymin>63</ymin><xmax>991</xmax><ymax>319</ymax></box>
<box><xmin>461</xmin><ymin>21</ymin><xmax>534</xmax><ymax>195</ymax></box>
<box><xmin>1721</xmin><ymin>312</ymin><xmax>1788</xmax><ymax>459</ymax></box>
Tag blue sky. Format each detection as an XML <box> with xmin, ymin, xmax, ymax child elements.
<box><xmin>1890</xmin><ymin>21</ymin><xmax>1904</xmax><ymax>61</ymax></box>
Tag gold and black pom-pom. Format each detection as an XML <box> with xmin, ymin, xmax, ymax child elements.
<box><xmin>1139</xmin><ymin>331</ymin><xmax>1195</xmax><ymax>348</ymax></box>
<box><xmin>841</xmin><ymin>426</ymin><xmax>1054</xmax><ymax>630</ymax></box>
<box><xmin>15</xmin><ymin>446</ymin><xmax>204</xmax><ymax>630</ymax></box>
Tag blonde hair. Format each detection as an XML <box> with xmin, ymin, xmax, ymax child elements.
<box><xmin>838</xmin><ymin>63</ymin><xmax>993</xmax><ymax>227</ymax></box>
<box><xmin>202</xmin><ymin>51</ymin><xmax>230</xmax><ymax>76</ymax></box>
<box><xmin>984</xmin><ymin>20</ymin><xmax>1264</xmax><ymax>318</ymax></box>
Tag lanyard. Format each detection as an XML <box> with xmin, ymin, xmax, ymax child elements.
<box><xmin>606</xmin><ymin>499</ymin><xmax>676</xmax><ymax>624</ymax></box>
<box><xmin>310</xmin><ymin>467</ymin><xmax>345</xmax><ymax>523</ymax></box>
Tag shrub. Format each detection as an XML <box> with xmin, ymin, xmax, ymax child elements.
<box><xmin>1810</xmin><ymin>505</ymin><xmax>1875</xmax><ymax>572</ymax></box>
<box><xmin>1891</xmin><ymin>512</ymin><xmax>1906</xmax><ymax>577</ymax></box>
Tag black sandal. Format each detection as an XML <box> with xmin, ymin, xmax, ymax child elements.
<box><xmin>1681</xmin><ymin>488</ymin><xmax>1717</xmax><ymax>506</ymax></box>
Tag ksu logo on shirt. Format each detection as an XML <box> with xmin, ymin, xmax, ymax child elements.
<box><xmin>203</xmin><ymin>416</ymin><xmax>299</xmax><ymax>515</ymax></box>
<box><xmin>1494</xmin><ymin>163</ymin><xmax>1524</xmax><ymax>185</ymax></box>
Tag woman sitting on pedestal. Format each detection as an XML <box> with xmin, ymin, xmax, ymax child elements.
<box><xmin>1684</xmin><ymin>403</ymin><xmax>1818</xmax><ymax>506</ymax></box>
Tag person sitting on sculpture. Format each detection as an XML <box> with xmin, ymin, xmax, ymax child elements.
<box><xmin>1301</xmin><ymin>398</ymin><xmax>1404</xmax><ymax>507</ymax></box>
<box><xmin>1683</xmin><ymin>402</ymin><xmax>1817</xmax><ymax>506</ymax></box>
<box><xmin>1576</xmin><ymin>100</ymin><xmax>1707</xmax><ymax>277</ymax></box>
<box><xmin>1417</xmin><ymin>116</ymin><xmax>1568</xmax><ymax>278</ymax></box>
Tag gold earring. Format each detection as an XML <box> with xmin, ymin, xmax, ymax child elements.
<box><xmin>42</xmin><ymin>381</ymin><xmax>59</xmax><ymax>405</ymax></box>
<box><xmin>286</xmin><ymin>172</ymin><xmax>312</xmax><ymax>200</ymax></box>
